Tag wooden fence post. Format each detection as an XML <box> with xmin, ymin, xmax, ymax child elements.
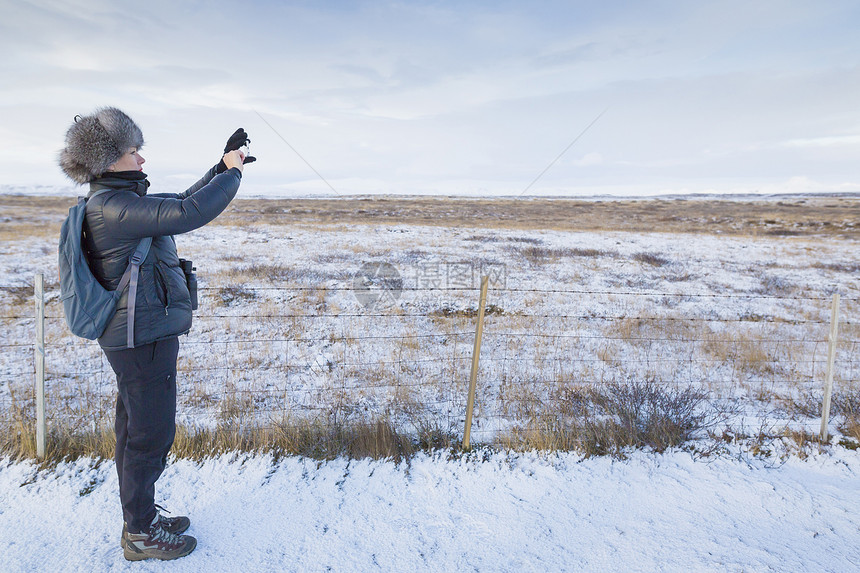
<box><xmin>34</xmin><ymin>274</ymin><xmax>46</xmax><ymax>458</ymax></box>
<box><xmin>819</xmin><ymin>292</ymin><xmax>840</xmax><ymax>442</ymax></box>
<box><xmin>463</xmin><ymin>276</ymin><xmax>489</xmax><ymax>451</ymax></box>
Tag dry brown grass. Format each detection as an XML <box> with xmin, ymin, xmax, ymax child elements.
<box><xmin>204</xmin><ymin>195</ymin><xmax>860</xmax><ymax>237</ymax></box>
<box><xmin>701</xmin><ymin>332</ymin><xmax>782</xmax><ymax>379</ymax></box>
<box><xmin>170</xmin><ymin>418</ymin><xmax>421</xmax><ymax>462</ymax></box>
<box><xmin>780</xmin><ymin>428</ymin><xmax>826</xmax><ymax>458</ymax></box>
<box><xmin>0</xmin><ymin>195</ymin><xmax>75</xmax><ymax>243</ymax></box>
<box><xmin>839</xmin><ymin>419</ymin><xmax>860</xmax><ymax>445</ymax></box>
<box><xmin>2</xmin><ymin>194</ymin><xmax>858</xmax><ymax>237</ymax></box>
<box><xmin>0</xmin><ymin>403</ymin><xmax>116</xmax><ymax>463</ymax></box>
<box><xmin>0</xmin><ymin>407</ymin><xmax>448</xmax><ymax>466</ymax></box>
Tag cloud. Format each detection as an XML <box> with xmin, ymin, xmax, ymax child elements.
<box><xmin>573</xmin><ymin>152</ymin><xmax>604</xmax><ymax>167</ymax></box>
<box><xmin>782</xmin><ymin>135</ymin><xmax>860</xmax><ymax>148</ymax></box>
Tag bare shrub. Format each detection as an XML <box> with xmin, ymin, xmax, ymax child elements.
<box><xmin>211</xmin><ymin>286</ymin><xmax>257</xmax><ymax>307</ymax></box>
<box><xmin>777</xmin><ymin>389</ymin><xmax>860</xmax><ymax>434</ymax></box>
<box><xmin>753</xmin><ymin>273</ymin><xmax>796</xmax><ymax>296</ymax></box>
<box><xmin>429</xmin><ymin>304</ymin><xmax>504</xmax><ymax>318</ymax></box>
<box><xmin>313</xmin><ymin>252</ymin><xmax>355</xmax><ymax>264</ymax></box>
<box><xmin>506</xmin><ymin>246</ymin><xmax>555</xmax><ymax>265</ymax></box>
<box><xmin>566</xmin><ymin>247</ymin><xmax>615</xmax><ymax>257</ymax></box>
<box><xmin>221</xmin><ymin>263</ymin><xmax>347</xmax><ymax>285</ymax></box>
<box><xmin>831</xmin><ymin>390</ymin><xmax>860</xmax><ymax>417</ymax></box>
<box><xmin>577</xmin><ymin>379</ymin><xmax>710</xmax><ymax>455</ymax></box>
<box><xmin>464</xmin><ymin>234</ymin><xmax>504</xmax><ymax>243</ymax></box>
<box><xmin>765</xmin><ymin>229</ymin><xmax>802</xmax><ymax>236</ymax></box>
<box><xmin>834</xmin><ymin>391</ymin><xmax>860</xmax><ymax>444</ymax></box>
<box><xmin>0</xmin><ymin>285</ymin><xmax>34</xmax><ymax>307</ymax></box>
<box><xmin>412</xmin><ymin>420</ymin><xmax>458</xmax><ymax>451</ymax></box>
<box><xmin>214</xmin><ymin>286</ymin><xmax>257</xmax><ymax>307</ymax></box>
<box><xmin>499</xmin><ymin>379</ymin><xmax>714</xmax><ymax>457</ymax></box>
<box><xmin>632</xmin><ymin>252</ymin><xmax>670</xmax><ymax>267</ymax></box>
<box><xmin>508</xmin><ymin>245</ymin><xmax>615</xmax><ymax>265</ymax></box>
<box><xmin>812</xmin><ymin>262</ymin><xmax>860</xmax><ymax>273</ymax></box>
<box><xmin>775</xmin><ymin>390</ymin><xmax>821</xmax><ymax>419</ymax></box>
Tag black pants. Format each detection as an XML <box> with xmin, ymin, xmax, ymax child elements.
<box><xmin>103</xmin><ymin>337</ymin><xmax>179</xmax><ymax>534</ymax></box>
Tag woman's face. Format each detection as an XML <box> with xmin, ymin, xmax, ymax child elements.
<box><xmin>107</xmin><ymin>148</ymin><xmax>145</xmax><ymax>173</ymax></box>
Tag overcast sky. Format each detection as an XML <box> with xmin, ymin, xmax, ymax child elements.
<box><xmin>2</xmin><ymin>0</ymin><xmax>859</xmax><ymax>196</ymax></box>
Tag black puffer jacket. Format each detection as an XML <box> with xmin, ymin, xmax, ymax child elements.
<box><xmin>83</xmin><ymin>167</ymin><xmax>241</xmax><ymax>350</ymax></box>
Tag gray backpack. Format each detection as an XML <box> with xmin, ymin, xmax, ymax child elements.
<box><xmin>58</xmin><ymin>189</ymin><xmax>151</xmax><ymax>348</ymax></box>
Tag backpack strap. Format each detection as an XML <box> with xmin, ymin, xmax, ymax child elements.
<box><xmin>118</xmin><ymin>237</ymin><xmax>152</xmax><ymax>349</ymax></box>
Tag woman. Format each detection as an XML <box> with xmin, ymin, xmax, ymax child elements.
<box><xmin>58</xmin><ymin>107</ymin><xmax>251</xmax><ymax>561</ymax></box>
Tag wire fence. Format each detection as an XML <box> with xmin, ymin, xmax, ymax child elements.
<box><xmin>1</xmin><ymin>282</ymin><xmax>858</xmax><ymax>444</ymax></box>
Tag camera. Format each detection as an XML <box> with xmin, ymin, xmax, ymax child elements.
<box><xmin>179</xmin><ymin>259</ymin><xmax>198</xmax><ymax>310</ymax></box>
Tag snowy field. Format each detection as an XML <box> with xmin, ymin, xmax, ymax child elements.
<box><xmin>1</xmin><ymin>193</ymin><xmax>859</xmax><ymax>569</ymax></box>
<box><xmin>1</xmin><ymin>194</ymin><xmax>858</xmax><ymax>445</ymax></box>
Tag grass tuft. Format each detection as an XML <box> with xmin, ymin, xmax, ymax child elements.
<box><xmin>835</xmin><ymin>390</ymin><xmax>860</xmax><ymax>443</ymax></box>
<box><xmin>214</xmin><ymin>285</ymin><xmax>257</xmax><ymax>307</ymax></box>
<box><xmin>632</xmin><ymin>252</ymin><xmax>671</xmax><ymax>267</ymax></box>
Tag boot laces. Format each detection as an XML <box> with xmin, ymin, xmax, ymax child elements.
<box><xmin>154</xmin><ymin>505</ymin><xmax>179</xmax><ymax>529</ymax></box>
<box><xmin>150</xmin><ymin>523</ymin><xmax>183</xmax><ymax>547</ymax></box>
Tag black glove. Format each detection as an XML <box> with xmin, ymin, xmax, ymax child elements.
<box><xmin>216</xmin><ymin>128</ymin><xmax>257</xmax><ymax>173</ymax></box>
<box><xmin>223</xmin><ymin>128</ymin><xmax>249</xmax><ymax>153</ymax></box>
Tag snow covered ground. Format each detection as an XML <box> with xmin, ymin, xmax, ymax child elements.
<box><xmin>2</xmin><ymin>207</ymin><xmax>858</xmax><ymax>443</ymax></box>
<box><xmin>1</xmin><ymin>194</ymin><xmax>859</xmax><ymax>570</ymax></box>
<box><xmin>2</xmin><ymin>449</ymin><xmax>860</xmax><ymax>572</ymax></box>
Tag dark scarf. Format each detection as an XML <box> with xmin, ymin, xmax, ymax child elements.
<box><xmin>89</xmin><ymin>171</ymin><xmax>151</xmax><ymax>197</ymax></box>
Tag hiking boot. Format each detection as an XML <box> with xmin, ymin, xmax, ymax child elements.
<box><xmin>121</xmin><ymin>510</ymin><xmax>190</xmax><ymax>548</ymax></box>
<box><xmin>123</xmin><ymin>519</ymin><xmax>196</xmax><ymax>561</ymax></box>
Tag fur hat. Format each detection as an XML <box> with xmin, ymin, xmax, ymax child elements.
<box><xmin>58</xmin><ymin>107</ymin><xmax>145</xmax><ymax>184</ymax></box>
